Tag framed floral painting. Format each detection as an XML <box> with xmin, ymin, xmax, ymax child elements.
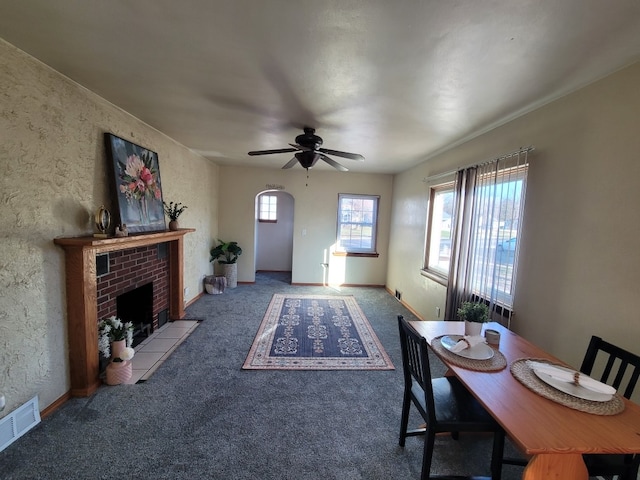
<box><xmin>105</xmin><ymin>133</ymin><xmax>166</xmax><ymax>233</ymax></box>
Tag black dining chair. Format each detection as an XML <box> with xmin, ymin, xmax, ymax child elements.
<box><xmin>397</xmin><ymin>315</ymin><xmax>504</xmax><ymax>479</ymax></box>
<box><xmin>501</xmin><ymin>335</ymin><xmax>640</xmax><ymax>480</ymax></box>
<box><xmin>579</xmin><ymin>335</ymin><xmax>640</xmax><ymax>480</ymax></box>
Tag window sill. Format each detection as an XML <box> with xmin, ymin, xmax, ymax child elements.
<box><xmin>333</xmin><ymin>252</ymin><xmax>380</xmax><ymax>258</ymax></box>
<box><xmin>420</xmin><ymin>269</ymin><xmax>447</xmax><ymax>286</ymax></box>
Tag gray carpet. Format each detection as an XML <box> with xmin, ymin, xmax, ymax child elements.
<box><xmin>0</xmin><ymin>272</ymin><xmax>523</xmax><ymax>479</ymax></box>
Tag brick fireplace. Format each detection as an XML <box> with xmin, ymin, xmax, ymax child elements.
<box><xmin>54</xmin><ymin>229</ymin><xmax>194</xmax><ymax>397</ymax></box>
<box><xmin>97</xmin><ymin>245</ymin><xmax>170</xmax><ymax>337</ymax></box>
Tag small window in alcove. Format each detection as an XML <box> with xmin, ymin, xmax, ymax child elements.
<box><xmin>258</xmin><ymin>194</ymin><xmax>277</xmax><ymax>222</ymax></box>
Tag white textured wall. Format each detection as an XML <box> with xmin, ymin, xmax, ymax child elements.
<box><xmin>388</xmin><ymin>62</ymin><xmax>640</xmax><ymax>375</ymax></box>
<box><xmin>218</xmin><ymin>166</ymin><xmax>393</xmax><ymax>286</ymax></box>
<box><xmin>0</xmin><ymin>39</ymin><xmax>218</xmax><ymax>415</ymax></box>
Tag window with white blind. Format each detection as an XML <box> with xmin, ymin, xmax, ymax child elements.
<box><xmin>427</xmin><ymin>148</ymin><xmax>531</xmax><ymax>326</ymax></box>
<box><xmin>258</xmin><ymin>195</ymin><xmax>277</xmax><ymax>222</ymax></box>
<box><xmin>464</xmin><ymin>163</ymin><xmax>528</xmax><ymax>309</ymax></box>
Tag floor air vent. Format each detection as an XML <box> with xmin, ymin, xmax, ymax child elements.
<box><xmin>0</xmin><ymin>396</ymin><xmax>40</xmax><ymax>452</ymax></box>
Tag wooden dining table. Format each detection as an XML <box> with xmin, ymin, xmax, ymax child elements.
<box><xmin>409</xmin><ymin>320</ymin><xmax>640</xmax><ymax>480</ymax></box>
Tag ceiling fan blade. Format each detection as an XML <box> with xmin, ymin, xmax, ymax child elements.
<box><xmin>320</xmin><ymin>154</ymin><xmax>349</xmax><ymax>172</ymax></box>
<box><xmin>289</xmin><ymin>143</ymin><xmax>311</xmax><ymax>151</ymax></box>
<box><xmin>282</xmin><ymin>157</ymin><xmax>298</xmax><ymax>169</ymax></box>
<box><xmin>318</xmin><ymin>148</ymin><xmax>364</xmax><ymax>161</ymax></box>
<box><xmin>248</xmin><ymin>148</ymin><xmax>298</xmax><ymax>156</ymax></box>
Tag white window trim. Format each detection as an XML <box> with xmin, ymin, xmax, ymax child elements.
<box><xmin>336</xmin><ymin>193</ymin><xmax>380</xmax><ymax>255</ymax></box>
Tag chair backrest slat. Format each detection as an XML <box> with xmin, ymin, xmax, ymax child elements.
<box><xmin>398</xmin><ymin>315</ymin><xmax>436</xmax><ymax>421</ymax></box>
<box><xmin>580</xmin><ymin>335</ymin><xmax>640</xmax><ymax>400</ymax></box>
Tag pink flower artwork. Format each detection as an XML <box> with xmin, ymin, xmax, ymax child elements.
<box><xmin>106</xmin><ymin>133</ymin><xmax>166</xmax><ymax>233</ymax></box>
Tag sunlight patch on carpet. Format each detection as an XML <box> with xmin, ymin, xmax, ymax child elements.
<box><xmin>242</xmin><ymin>294</ymin><xmax>394</xmax><ymax>370</ymax></box>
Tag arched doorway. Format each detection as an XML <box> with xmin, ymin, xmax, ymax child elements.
<box><xmin>254</xmin><ymin>190</ymin><xmax>294</xmax><ymax>282</ymax></box>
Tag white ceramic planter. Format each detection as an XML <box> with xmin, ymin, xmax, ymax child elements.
<box><xmin>464</xmin><ymin>320</ymin><xmax>483</xmax><ymax>336</ymax></box>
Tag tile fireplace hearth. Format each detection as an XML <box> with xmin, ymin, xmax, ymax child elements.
<box><xmin>126</xmin><ymin>320</ymin><xmax>199</xmax><ymax>383</ymax></box>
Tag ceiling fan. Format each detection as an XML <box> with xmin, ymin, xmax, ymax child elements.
<box><xmin>248</xmin><ymin>127</ymin><xmax>364</xmax><ymax>172</ymax></box>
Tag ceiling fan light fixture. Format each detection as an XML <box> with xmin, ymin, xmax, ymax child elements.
<box><xmin>248</xmin><ymin>127</ymin><xmax>363</xmax><ymax>171</ymax></box>
<box><xmin>295</xmin><ymin>151</ymin><xmax>320</xmax><ymax>169</ymax></box>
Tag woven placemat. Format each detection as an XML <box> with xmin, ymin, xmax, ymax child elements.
<box><xmin>431</xmin><ymin>335</ymin><xmax>507</xmax><ymax>371</ymax></box>
<box><xmin>510</xmin><ymin>358</ymin><xmax>625</xmax><ymax>415</ymax></box>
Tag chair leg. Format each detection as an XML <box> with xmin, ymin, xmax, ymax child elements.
<box><xmin>421</xmin><ymin>428</ymin><xmax>436</xmax><ymax>480</ymax></box>
<box><xmin>399</xmin><ymin>390</ymin><xmax>411</xmax><ymax>447</ymax></box>
<box><xmin>490</xmin><ymin>429</ymin><xmax>505</xmax><ymax>480</ymax></box>
<box><xmin>622</xmin><ymin>455</ymin><xmax>640</xmax><ymax>480</ymax></box>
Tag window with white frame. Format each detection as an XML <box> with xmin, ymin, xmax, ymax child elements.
<box><xmin>336</xmin><ymin>194</ymin><xmax>379</xmax><ymax>255</ymax></box>
<box><xmin>258</xmin><ymin>194</ymin><xmax>277</xmax><ymax>222</ymax></box>
<box><xmin>425</xmin><ymin>183</ymin><xmax>455</xmax><ymax>278</ymax></box>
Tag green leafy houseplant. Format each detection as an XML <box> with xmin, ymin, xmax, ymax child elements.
<box><xmin>210</xmin><ymin>240</ymin><xmax>243</xmax><ymax>264</ymax></box>
<box><xmin>457</xmin><ymin>301</ymin><xmax>489</xmax><ymax>323</ymax></box>
<box><xmin>162</xmin><ymin>201</ymin><xmax>187</xmax><ymax>221</ymax></box>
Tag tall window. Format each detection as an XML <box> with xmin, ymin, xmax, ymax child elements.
<box><xmin>336</xmin><ymin>194</ymin><xmax>379</xmax><ymax>255</ymax></box>
<box><xmin>258</xmin><ymin>194</ymin><xmax>277</xmax><ymax>222</ymax></box>
<box><xmin>429</xmin><ymin>148</ymin><xmax>530</xmax><ymax>326</ymax></box>
<box><xmin>462</xmin><ymin>162</ymin><xmax>527</xmax><ymax>308</ymax></box>
<box><xmin>425</xmin><ymin>183</ymin><xmax>455</xmax><ymax>277</ymax></box>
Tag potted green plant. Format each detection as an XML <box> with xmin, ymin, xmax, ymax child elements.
<box><xmin>210</xmin><ymin>240</ymin><xmax>243</xmax><ymax>288</ymax></box>
<box><xmin>162</xmin><ymin>201</ymin><xmax>187</xmax><ymax>231</ymax></box>
<box><xmin>457</xmin><ymin>301</ymin><xmax>489</xmax><ymax>336</ymax></box>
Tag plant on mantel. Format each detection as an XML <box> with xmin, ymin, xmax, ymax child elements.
<box><xmin>163</xmin><ymin>201</ymin><xmax>187</xmax><ymax>230</ymax></box>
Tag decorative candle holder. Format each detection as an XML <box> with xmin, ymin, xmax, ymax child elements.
<box><xmin>94</xmin><ymin>205</ymin><xmax>111</xmax><ymax>238</ymax></box>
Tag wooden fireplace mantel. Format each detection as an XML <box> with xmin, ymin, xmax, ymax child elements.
<box><xmin>54</xmin><ymin>229</ymin><xmax>195</xmax><ymax>397</ymax></box>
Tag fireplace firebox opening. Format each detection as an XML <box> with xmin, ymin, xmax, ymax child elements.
<box><xmin>117</xmin><ymin>283</ymin><xmax>153</xmax><ymax>348</ymax></box>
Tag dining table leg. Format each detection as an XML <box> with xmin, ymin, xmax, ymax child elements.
<box><xmin>522</xmin><ymin>453</ymin><xmax>588</xmax><ymax>480</ymax></box>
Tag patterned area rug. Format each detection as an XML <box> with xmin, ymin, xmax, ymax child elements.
<box><xmin>242</xmin><ymin>294</ymin><xmax>394</xmax><ymax>370</ymax></box>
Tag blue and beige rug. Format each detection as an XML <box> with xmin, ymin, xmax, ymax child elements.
<box><xmin>242</xmin><ymin>294</ymin><xmax>394</xmax><ymax>370</ymax></box>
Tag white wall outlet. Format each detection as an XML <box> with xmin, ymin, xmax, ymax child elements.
<box><xmin>0</xmin><ymin>394</ymin><xmax>5</xmax><ymax>411</ymax></box>
<box><xmin>183</xmin><ymin>287</ymin><xmax>189</xmax><ymax>297</ymax></box>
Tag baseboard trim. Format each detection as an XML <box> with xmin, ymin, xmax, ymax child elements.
<box><xmin>291</xmin><ymin>282</ymin><xmax>386</xmax><ymax>288</ymax></box>
<box><xmin>385</xmin><ymin>287</ymin><xmax>424</xmax><ymax>320</ymax></box>
<box><xmin>185</xmin><ymin>291</ymin><xmax>204</xmax><ymax>309</ymax></box>
<box><xmin>41</xmin><ymin>391</ymin><xmax>72</xmax><ymax>420</ymax></box>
